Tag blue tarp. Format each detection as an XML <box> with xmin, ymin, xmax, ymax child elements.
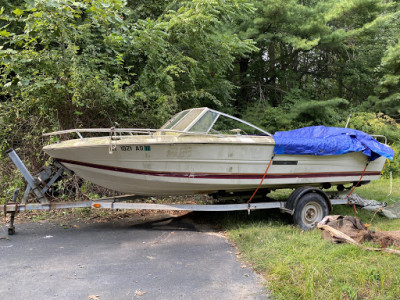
<box><xmin>273</xmin><ymin>126</ymin><xmax>394</xmax><ymax>161</ymax></box>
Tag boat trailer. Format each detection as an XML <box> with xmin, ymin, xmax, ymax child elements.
<box><xmin>2</xmin><ymin>149</ymin><xmax>349</xmax><ymax>235</ymax></box>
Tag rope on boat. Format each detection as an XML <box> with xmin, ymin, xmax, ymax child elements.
<box><xmin>247</xmin><ymin>154</ymin><xmax>275</xmax><ymax>215</ymax></box>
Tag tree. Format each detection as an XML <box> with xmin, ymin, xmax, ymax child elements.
<box><xmin>373</xmin><ymin>40</ymin><xmax>400</xmax><ymax>117</ymax></box>
<box><xmin>0</xmin><ymin>0</ymin><xmax>256</xmax><ymax>137</ymax></box>
<box><xmin>227</xmin><ymin>0</ymin><xmax>400</xmax><ymax>131</ymax></box>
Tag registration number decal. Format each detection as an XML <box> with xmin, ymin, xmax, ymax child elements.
<box><xmin>120</xmin><ymin>145</ymin><xmax>151</xmax><ymax>151</ymax></box>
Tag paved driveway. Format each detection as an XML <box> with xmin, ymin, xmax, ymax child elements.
<box><xmin>0</xmin><ymin>212</ymin><xmax>267</xmax><ymax>299</ymax></box>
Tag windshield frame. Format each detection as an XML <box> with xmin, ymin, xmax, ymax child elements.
<box><xmin>160</xmin><ymin>107</ymin><xmax>272</xmax><ymax>136</ymax></box>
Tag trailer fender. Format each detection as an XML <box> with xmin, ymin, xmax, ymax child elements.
<box><xmin>285</xmin><ymin>186</ymin><xmax>332</xmax><ymax>214</ymax></box>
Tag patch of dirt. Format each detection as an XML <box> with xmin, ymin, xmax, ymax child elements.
<box><xmin>318</xmin><ymin>215</ymin><xmax>400</xmax><ymax>250</ymax></box>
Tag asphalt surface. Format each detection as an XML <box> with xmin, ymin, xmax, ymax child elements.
<box><xmin>0</xmin><ymin>212</ymin><xmax>268</xmax><ymax>299</ymax></box>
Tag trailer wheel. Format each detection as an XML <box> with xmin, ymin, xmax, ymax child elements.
<box><xmin>293</xmin><ymin>193</ymin><xmax>329</xmax><ymax>230</ymax></box>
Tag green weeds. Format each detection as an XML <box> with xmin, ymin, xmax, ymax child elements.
<box><xmin>219</xmin><ymin>178</ymin><xmax>400</xmax><ymax>299</ymax></box>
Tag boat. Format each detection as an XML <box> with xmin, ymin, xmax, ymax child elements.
<box><xmin>43</xmin><ymin>107</ymin><xmax>394</xmax><ymax>196</ymax></box>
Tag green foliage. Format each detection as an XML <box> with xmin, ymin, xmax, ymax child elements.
<box><xmin>0</xmin><ymin>0</ymin><xmax>257</xmax><ymax>133</ymax></box>
<box><xmin>233</xmin><ymin>0</ymin><xmax>397</xmax><ymax>112</ymax></box>
<box><xmin>1</xmin><ymin>0</ymin><xmax>133</xmax><ymax>127</ymax></box>
<box><xmin>344</xmin><ymin>112</ymin><xmax>400</xmax><ymax>177</ymax></box>
<box><xmin>385</xmin><ymin>143</ymin><xmax>400</xmax><ymax>177</ymax></box>
<box><xmin>373</xmin><ymin>39</ymin><xmax>400</xmax><ymax>116</ymax></box>
<box><xmin>243</xmin><ymin>89</ymin><xmax>350</xmax><ymax>132</ymax></box>
<box><xmin>128</xmin><ymin>0</ymin><xmax>257</xmax><ymax>116</ymax></box>
<box><xmin>290</xmin><ymin>97</ymin><xmax>349</xmax><ymax>125</ymax></box>
<box><xmin>345</xmin><ymin>112</ymin><xmax>400</xmax><ymax>143</ymax></box>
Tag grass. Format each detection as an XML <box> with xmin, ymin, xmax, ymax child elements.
<box><xmin>216</xmin><ymin>177</ymin><xmax>400</xmax><ymax>299</ymax></box>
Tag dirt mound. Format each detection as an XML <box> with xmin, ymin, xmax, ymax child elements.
<box><xmin>318</xmin><ymin>215</ymin><xmax>400</xmax><ymax>250</ymax></box>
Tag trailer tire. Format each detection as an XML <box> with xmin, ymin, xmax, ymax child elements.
<box><xmin>293</xmin><ymin>193</ymin><xmax>329</xmax><ymax>230</ymax></box>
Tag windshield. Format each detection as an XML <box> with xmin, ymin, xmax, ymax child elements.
<box><xmin>160</xmin><ymin>108</ymin><xmax>205</xmax><ymax>131</ymax></box>
<box><xmin>159</xmin><ymin>107</ymin><xmax>271</xmax><ymax>136</ymax></box>
<box><xmin>161</xmin><ymin>110</ymin><xmax>189</xmax><ymax>130</ymax></box>
<box><xmin>188</xmin><ymin>110</ymin><xmax>219</xmax><ymax>132</ymax></box>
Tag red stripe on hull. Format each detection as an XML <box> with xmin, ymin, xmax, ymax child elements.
<box><xmin>57</xmin><ymin>158</ymin><xmax>381</xmax><ymax>180</ymax></box>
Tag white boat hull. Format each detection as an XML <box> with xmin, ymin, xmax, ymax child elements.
<box><xmin>43</xmin><ymin>135</ymin><xmax>385</xmax><ymax>195</ymax></box>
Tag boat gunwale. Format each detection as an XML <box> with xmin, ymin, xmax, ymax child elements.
<box><xmin>43</xmin><ymin>141</ymin><xmax>276</xmax><ymax>151</ymax></box>
<box><xmin>42</xmin><ymin>133</ymin><xmax>276</xmax><ymax>149</ymax></box>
